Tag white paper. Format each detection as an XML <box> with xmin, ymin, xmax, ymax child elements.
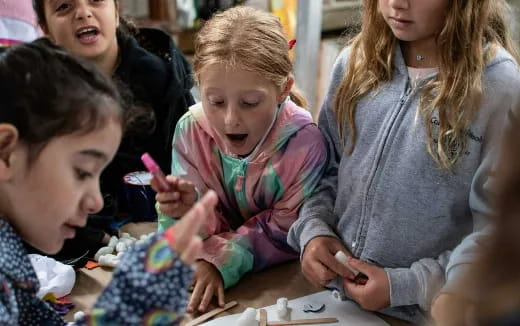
<box><xmin>29</xmin><ymin>254</ymin><xmax>76</xmax><ymax>299</ymax></box>
<box><xmin>201</xmin><ymin>290</ymin><xmax>390</xmax><ymax>326</ymax></box>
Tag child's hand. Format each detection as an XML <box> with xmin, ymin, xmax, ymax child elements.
<box><xmin>152</xmin><ymin>175</ymin><xmax>197</xmax><ymax>218</ymax></box>
<box><xmin>301</xmin><ymin>236</ymin><xmax>356</xmax><ymax>287</ymax></box>
<box><xmin>343</xmin><ymin>258</ymin><xmax>390</xmax><ymax>311</ymax></box>
<box><xmin>187</xmin><ymin>260</ymin><xmax>225</xmax><ymax>313</ymax></box>
<box><xmin>167</xmin><ymin>191</ymin><xmax>218</xmax><ymax>264</ymax></box>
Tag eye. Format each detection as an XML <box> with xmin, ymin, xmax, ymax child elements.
<box><xmin>207</xmin><ymin>97</ymin><xmax>225</xmax><ymax>106</ymax></box>
<box><xmin>75</xmin><ymin>168</ymin><xmax>93</xmax><ymax>181</ymax></box>
<box><xmin>55</xmin><ymin>2</ymin><xmax>71</xmax><ymax>12</ymax></box>
<box><xmin>241</xmin><ymin>100</ymin><xmax>259</xmax><ymax>108</ymax></box>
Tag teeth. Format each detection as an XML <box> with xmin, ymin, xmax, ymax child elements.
<box><xmin>77</xmin><ymin>27</ymin><xmax>97</xmax><ymax>35</ymax></box>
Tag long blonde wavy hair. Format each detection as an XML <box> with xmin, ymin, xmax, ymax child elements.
<box><xmin>192</xmin><ymin>6</ymin><xmax>307</xmax><ymax>108</ymax></box>
<box><xmin>335</xmin><ymin>0</ymin><xmax>519</xmax><ymax>170</ymax></box>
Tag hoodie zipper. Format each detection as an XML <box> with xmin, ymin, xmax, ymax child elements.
<box><xmin>353</xmin><ymin>77</ymin><xmax>416</xmax><ymax>257</ymax></box>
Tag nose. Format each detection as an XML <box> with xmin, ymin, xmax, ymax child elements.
<box><xmin>74</xmin><ymin>1</ymin><xmax>93</xmax><ymax>20</ymax></box>
<box><xmin>388</xmin><ymin>0</ymin><xmax>409</xmax><ymax>10</ymax></box>
<box><xmin>224</xmin><ymin>105</ymin><xmax>241</xmax><ymax>127</ymax></box>
<box><xmin>83</xmin><ymin>183</ymin><xmax>104</xmax><ymax>215</ymax></box>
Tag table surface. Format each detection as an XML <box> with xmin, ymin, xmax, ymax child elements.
<box><xmin>65</xmin><ymin>223</ymin><xmax>413</xmax><ymax>326</ymax></box>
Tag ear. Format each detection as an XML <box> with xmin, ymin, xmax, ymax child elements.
<box><xmin>0</xmin><ymin>124</ymin><xmax>19</xmax><ymax>180</ymax></box>
<box><xmin>278</xmin><ymin>76</ymin><xmax>294</xmax><ymax>105</ymax></box>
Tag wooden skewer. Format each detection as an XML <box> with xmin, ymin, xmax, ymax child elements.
<box><xmin>185</xmin><ymin>301</ymin><xmax>238</xmax><ymax>326</ymax></box>
<box><xmin>267</xmin><ymin>317</ymin><xmax>339</xmax><ymax>325</ymax></box>
<box><xmin>259</xmin><ymin>309</ymin><xmax>268</xmax><ymax>326</ymax></box>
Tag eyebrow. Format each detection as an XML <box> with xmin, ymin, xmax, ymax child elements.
<box><xmin>77</xmin><ymin>149</ymin><xmax>109</xmax><ymax>162</ymax></box>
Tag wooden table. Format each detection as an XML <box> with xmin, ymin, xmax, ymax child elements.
<box><xmin>66</xmin><ymin>223</ymin><xmax>413</xmax><ymax>326</ymax></box>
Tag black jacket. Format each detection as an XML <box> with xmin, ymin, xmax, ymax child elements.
<box><xmin>27</xmin><ymin>29</ymin><xmax>195</xmax><ymax>265</ymax></box>
<box><xmin>102</xmin><ymin>28</ymin><xmax>195</xmax><ymax>203</ymax></box>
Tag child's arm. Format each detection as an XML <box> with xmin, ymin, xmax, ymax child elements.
<box><xmin>287</xmin><ymin>51</ymin><xmax>350</xmax><ymax>254</ymax></box>
<box><xmin>156</xmin><ymin>113</ymin><xmax>217</xmax><ymax>233</ymax></box>
<box><xmin>71</xmin><ymin>192</ymin><xmax>218</xmax><ymax>326</ymax></box>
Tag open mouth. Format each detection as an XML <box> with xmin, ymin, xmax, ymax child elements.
<box><xmin>76</xmin><ymin>26</ymin><xmax>100</xmax><ymax>44</ymax></box>
<box><xmin>226</xmin><ymin>133</ymin><xmax>248</xmax><ymax>147</ymax></box>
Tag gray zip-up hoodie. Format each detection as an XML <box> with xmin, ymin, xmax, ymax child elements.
<box><xmin>288</xmin><ymin>45</ymin><xmax>520</xmax><ymax>324</ymax></box>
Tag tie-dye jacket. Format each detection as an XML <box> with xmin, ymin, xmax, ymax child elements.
<box><xmin>158</xmin><ymin>100</ymin><xmax>327</xmax><ymax>288</ymax></box>
<box><xmin>0</xmin><ymin>218</ymin><xmax>192</xmax><ymax>325</ymax></box>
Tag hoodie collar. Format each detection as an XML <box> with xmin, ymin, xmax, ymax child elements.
<box><xmin>189</xmin><ymin>99</ymin><xmax>314</xmax><ymax>162</ymax></box>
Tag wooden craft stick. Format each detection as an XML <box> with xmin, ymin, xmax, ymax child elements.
<box><xmin>259</xmin><ymin>309</ymin><xmax>268</xmax><ymax>326</ymax></box>
<box><xmin>267</xmin><ymin>317</ymin><xmax>339</xmax><ymax>325</ymax></box>
<box><xmin>185</xmin><ymin>301</ymin><xmax>238</xmax><ymax>326</ymax></box>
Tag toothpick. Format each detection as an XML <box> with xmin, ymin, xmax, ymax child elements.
<box><xmin>267</xmin><ymin>317</ymin><xmax>339</xmax><ymax>325</ymax></box>
<box><xmin>185</xmin><ymin>301</ymin><xmax>238</xmax><ymax>326</ymax></box>
<box><xmin>259</xmin><ymin>309</ymin><xmax>268</xmax><ymax>326</ymax></box>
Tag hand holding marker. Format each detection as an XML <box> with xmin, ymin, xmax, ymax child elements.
<box><xmin>141</xmin><ymin>153</ymin><xmax>171</xmax><ymax>192</ymax></box>
<box><xmin>334</xmin><ymin>251</ymin><xmax>369</xmax><ymax>283</ymax></box>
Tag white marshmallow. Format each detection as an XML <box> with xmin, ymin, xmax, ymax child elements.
<box><xmin>107</xmin><ymin>236</ymin><xmax>118</xmax><ymax>249</ymax></box>
<box><xmin>331</xmin><ymin>289</ymin><xmax>343</xmax><ymax>301</ymax></box>
<box><xmin>237</xmin><ymin>307</ymin><xmax>258</xmax><ymax>326</ymax></box>
<box><xmin>276</xmin><ymin>297</ymin><xmax>290</xmax><ymax>320</ymax></box>
<box><xmin>334</xmin><ymin>251</ymin><xmax>359</xmax><ymax>275</ymax></box>
<box><xmin>98</xmin><ymin>254</ymin><xmax>119</xmax><ymax>267</ymax></box>
<box><xmin>73</xmin><ymin>311</ymin><xmax>85</xmax><ymax>321</ymax></box>
<box><xmin>94</xmin><ymin>246</ymin><xmax>114</xmax><ymax>262</ymax></box>
<box><xmin>115</xmin><ymin>242</ymin><xmax>128</xmax><ymax>253</ymax></box>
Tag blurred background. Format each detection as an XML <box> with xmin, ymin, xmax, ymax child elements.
<box><xmin>121</xmin><ymin>0</ymin><xmax>520</xmax><ymax>118</ymax></box>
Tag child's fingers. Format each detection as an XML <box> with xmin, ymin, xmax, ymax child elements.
<box><xmin>173</xmin><ymin>191</ymin><xmax>218</xmax><ymax>252</ymax></box>
<box><xmin>217</xmin><ymin>285</ymin><xmax>225</xmax><ymax>307</ymax></box>
<box><xmin>166</xmin><ymin>175</ymin><xmax>180</xmax><ymax>185</ymax></box>
<box><xmin>322</xmin><ymin>253</ymin><xmax>355</xmax><ymax>280</ymax></box>
<box><xmin>348</xmin><ymin>258</ymin><xmax>376</xmax><ymax>278</ymax></box>
<box><xmin>188</xmin><ymin>281</ymin><xmax>205</xmax><ymax>313</ymax></box>
<box><xmin>155</xmin><ymin>192</ymin><xmax>180</xmax><ymax>203</ymax></box>
<box><xmin>199</xmin><ymin>284</ymin><xmax>216</xmax><ymax>312</ymax></box>
<box><xmin>177</xmin><ymin>179</ymin><xmax>195</xmax><ymax>191</ymax></box>
<box><xmin>172</xmin><ymin>207</ymin><xmax>203</xmax><ymax>253</ymax></box>
<box><xmin>344</xmin><ymin>279</ymin><xmax>364</xmax><ymax>301</ymax></box>
<box><xmin>179</xmin><ymin>237</ymin><xmax>202</xmax><ymax>265</ymax></box>
<box><xmin>158</xmin><ymin>203</ymin><xmax>180</xmax><ymax>218</ymax></box>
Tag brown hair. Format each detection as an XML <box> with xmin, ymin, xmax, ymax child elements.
<box><xmin>334</xmin><ymin>0</ymin><xmax>519</xmax><ymax>170</ymax></box>
<box><xmin>193</xmin><ymin>6</ymin><xmax>307</xmax><ymax>108</ymax></box>
<box><xmin>465</xmin><ymin>112</ymin><xmax>520</xmax><ymax>324</ymax></box>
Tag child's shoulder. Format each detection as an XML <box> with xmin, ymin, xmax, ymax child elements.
<box><xmin>484</xmin><ymin>46</ymin><xmax>520</xmax><ymax>82</ymax></box>
<box><xmin>177</xmin><ymin>103</ymin><xmax>199</xmax><ymax>128</ymax></box>
<box><xmin>277</xmin><ymin>102</ymin><xmax>325</xmax><ymax>149</ymax></box>
<box><xmin>482</xmin><ymin>46</ymin><xmax>520</xmax><ymax>100</ymax></box>
<box><xmin>176</xmin><ymin>102</ymin><xmax>214</xmax><ymax>139</ymax></box>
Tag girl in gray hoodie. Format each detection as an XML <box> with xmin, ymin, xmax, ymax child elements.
<box><xmin>288</xmin><ymin>0</ymin><xmax>520</xmax><ymax>324</ymax></box>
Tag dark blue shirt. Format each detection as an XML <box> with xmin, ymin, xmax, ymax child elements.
<box><xmin>0</xmin><ymin>218</ymin><xmax>193</xmax><ymax>325</ymax></box>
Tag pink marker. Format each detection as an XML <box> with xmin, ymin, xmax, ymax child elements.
<box><xmin>141</xmin><ymin>152</ymin><xmax>171</xmax><ymax>192</ymax></box>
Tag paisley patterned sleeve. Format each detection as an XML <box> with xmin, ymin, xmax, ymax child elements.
<box><xmin>74</xmin><ymin>228</ymin><xmax>193</xmax><ymax>325</ymax></box>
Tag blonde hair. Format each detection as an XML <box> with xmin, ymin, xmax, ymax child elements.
<box><xmin>193</xmin><ymin>6</ymin><xmax>307</xmax><ymax>108</ymax></box>
<box><xmin>335</xmin><ymin>0</ymin><xmax>519</xmax><ymax>170</ymax></box>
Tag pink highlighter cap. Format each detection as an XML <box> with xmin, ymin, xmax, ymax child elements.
<box><xmin>141</xmin><ymin>153</ymin><xmax>159</xmax><ymax>173</ymax></box>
